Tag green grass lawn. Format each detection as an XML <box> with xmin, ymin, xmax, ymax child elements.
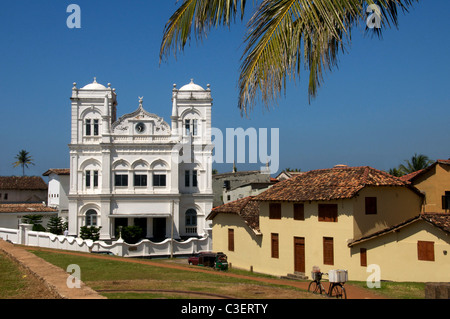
<box><xmin>348</xmin><ymin>280</ymin><xmax>425</xmax><ymax>299</ymax></box>
<box><xmin>27</xmin><ymin>250</ymin><xmax>315</xmax><ymax>299</ymax></box>
<box><xmin>26</xmin><ymin>249</ymin><xmax>425</xmax><ymax>299</ymax></box>
<box><xmin>0</xmin><ymin>251</ymin><xmax>56</xmax><ymax>299</ymax></box>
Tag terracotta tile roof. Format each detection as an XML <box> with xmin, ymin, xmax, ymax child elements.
<box><xmin>0</xmin><ymin>203</ymin><xmax>57</xmax><ymax>214</ymax></box>
<box><xmin>399</xmin><ymin>169</ymin><xmax>424</xmax><ymax>182</ymax></box>
<box><xmin>348</xmin><ymin>213</ymin><xmax>450</xmax><ymax>246</ymax></box>
<box><xmin>42</xmin><ymin>169</ymin><xmax>70</xmax><ymax>176</ymax></box>
<box><xmin>254</xmin><ymin>166</ymin><xmax>413</xmax><ymax>202</ymax></box>
<box><xmin>421</xmin><ymin>213</ymin><xmax>450</xmax><ymax>233</ymax></box>
<box><xmin>0</xmin><ymin>176</ymin><xmax>48</xmax><ymax>190</ymax></box>
<box><xmin>399</xmin><ymin>159</ymin><xmax>450</xmax><ymax>182</ymax></box>
<box><xmin>207</xmin><ymin>196</ymin><xmax>261</xmax><ymax>233</ymax></box>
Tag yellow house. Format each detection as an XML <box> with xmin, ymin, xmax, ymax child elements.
<box><xmin>208</xmin><ymin>165</ymin><xmax>450</xmax><ymax>282</ymax></box>
<box><xmin>400</xmin><ymin>159</ymin><xmax>450</xmax><ymax>213</ymax></box>
<box><xmin>348</xmin><ymin>213</ymin><xmax>450</xmax><ymax>282</ymax></box>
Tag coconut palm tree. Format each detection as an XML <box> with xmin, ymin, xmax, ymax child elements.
<box><xmin>160</xmin><ymin>0</ymin><xmax>418</xmax><ymax>114</ymax></box>
<box><xmin>388</xmin><ymin>167</ymin><xmax>403</xmax><ymax>177</ymax></box>
<box><xmin>398</xmin><ymin>153</ymin><xmax>433</xmax><ymax>174</ymax></box>
<box><xmin>12</xmin><ymin>149</ymin><xmax>35</xmax><ymax>176</ymax></box>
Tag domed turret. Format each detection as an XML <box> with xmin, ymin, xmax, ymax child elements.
<box><xmin>179</xmin><ymin>79</ymin><xmax>205</xmax><ymax>91</ymax></box>
<box><xmin>81</xmin><ymin>77</ymin><xmax>107</xmax><ymax>90</ymax></box>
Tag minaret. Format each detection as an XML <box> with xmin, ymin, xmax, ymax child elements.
<box><xmin>171</xmin><ymin>83</ymin><xmax>179</xmax><ymax>141</ymax></box>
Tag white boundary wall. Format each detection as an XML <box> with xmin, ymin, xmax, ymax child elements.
<box><xmin>0</xmin><ymin>224</ymin><xmax>212</xmax><ymax>258</ymax></box>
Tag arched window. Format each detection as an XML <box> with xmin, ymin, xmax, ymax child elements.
<box><xmin>185</xmin><ymin>209</ymin><xmax>197</xmax><ymax>226</ymax></box>
<box><xmin>85</xmin><ymin>209</ymin><xmax>98</xmax><ymax>226</ymax></box>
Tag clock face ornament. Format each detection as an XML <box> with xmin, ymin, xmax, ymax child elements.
<box><xmin>135</xmin><ymin>122</ymin><xmax>145</xmax><ymax>134</ymax></box>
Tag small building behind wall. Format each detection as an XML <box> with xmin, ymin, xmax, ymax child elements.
<box><xmin>43</xmin><ymin>169</ymin><xmax>70</xmax><ymax>221</ymax></box>
<box><xmin>0</xmin><ymin>203</ymin><xmax>57</xmax><ymax>229</ymax></box>
<box><xmin>0</xmin><ymin>176</ymin><xmax>48</xmax><ymax>204</ymax></box>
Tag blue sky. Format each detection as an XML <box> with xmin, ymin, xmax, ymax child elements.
<box><xmin>0</xmin><ymin>1</ymin><xmax>449</xmax><ymax>178</ymax></box>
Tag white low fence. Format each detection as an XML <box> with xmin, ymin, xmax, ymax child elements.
<box><xmin>0</xmin><ymin>225</ymin><xmax>212</xmax><ymax>258</ymax></box>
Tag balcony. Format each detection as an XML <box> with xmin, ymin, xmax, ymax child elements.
<box><xmin>185</xmin><ymin>226</ymin><xmax>197</xmax><ymax>235</ymax></box>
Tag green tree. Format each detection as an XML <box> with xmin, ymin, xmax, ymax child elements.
<box><xmin>399</xmin><ymin>153</ymin><xmax>433</xmax><ymax>174</ymax></box>
<box><xmin>12</xmin><ymin>150</ymin><xmax>35</xmax><ymax>176</ymax></box>
<box><xmin>118</xmin><ymin>225</ymin><xmax>144</xmax><ymax>244</ymax></box>
<box><xmin>388</xmin><ymin>167</ymin><xmax>403</xmax><ymax>177</ymax></box>
<box><xmin>160</xmin><ymin>0</ymin><xmax>417</xmax><ymax>114</ymax></box>
<box><xmin>22</xmin><ymin>214</ymin><xmax>46</xmax><ymax>231</ymax></box>
<box><xmin>79</xmin><ymin>226</ymin><xmax>102</xmax><ymax>241</ymax></box>
<box><xmin>47</xmin><ymin>217</ymin><xmax>65</xmax><ymax>235</ymax></box>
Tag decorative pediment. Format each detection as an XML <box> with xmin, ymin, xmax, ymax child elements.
<box><xmin>111</xmin><ymin>97</ymin><xmax>171</xmax><ymax>135</ymax></box>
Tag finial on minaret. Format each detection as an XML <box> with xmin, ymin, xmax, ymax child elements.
<box><xmin>138</xmin><ymin>96</ymin><xmax>144</xmax><ymax>108</ymax></box>
<box><xmin>93</xmin><ymin>77</ymin><xmax>97</xmax><ymax>83</ymax></box>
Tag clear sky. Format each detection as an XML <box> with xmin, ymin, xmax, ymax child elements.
<box><xmin>0</xmin><ymin>1</ymin><xmax>449</xmax><ymax>178</ymax></box>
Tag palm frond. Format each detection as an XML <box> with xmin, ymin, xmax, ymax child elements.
<box><xmin>160</xmin><ymin>0</ymin><xmax>419</xmax><ymax>113</ymax></box>
<box><xmin>160</xmin><ymin>0</ymin><xmax>247</xmax><ymax>62</ymax></box>
<box><xmin>238</xmin><ymin>0</ymin><xmax>418</xmax><ymax>113</ymax></box>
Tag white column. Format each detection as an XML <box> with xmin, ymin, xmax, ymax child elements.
<box><xmin>99</xmin><ymin>200</ymin><xmax>111</xmax><ymax>240</ymax></box>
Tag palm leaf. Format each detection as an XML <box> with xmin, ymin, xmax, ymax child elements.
<box><xmin>160</xmin><ymin>0</ymin><xmax>247</xmax><ymax>62</ymax></box>
<box><xmin>160</xmin><ymin>0</ymin><xmax>419</xmax><ymax>113</ymax></box>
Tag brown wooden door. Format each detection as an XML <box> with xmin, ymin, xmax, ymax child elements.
<box><xmin>294</xmin><ymin>237</ymin><xmax>305</xmax><ymax>273</ymax></box>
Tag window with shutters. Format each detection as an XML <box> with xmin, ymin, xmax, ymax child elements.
<box><xmin>365</xmin><ymin>197</ymin><xmax>377</xmax><ymax>215</ymax></box>
<box><xmin>293</xmin><ymin>203</ymin><xmax>304</xmax><ymax>220</ymax></box>
<box><xmin>323</xmin><ymin>237</ymin><xmax>334</xmax><ymax>265</ymax></box>
<box><xmin>269</xmin><ymin>203</ymin><xmax>281</xmax><ymax>219</ymax></box>
<box><xmin>318</xmin><ymin>204</ymin><xmax>338</xmax><ymax>222</ymax></box>
<box><xmin>271</xmin><ymin>233</ymin><xmax>279</xmax><ymax>258</ymax></box>
<box><xmin>228</xmin><ymin>229</ymin><xmax>234</xmax><ymax>251</ymax></box>
<box><xmin>417</xmin><ymin>241</ymin><xmax>435</xmax><ymax>261</ymax></box>
<box><xmin>360</xmin><ymin>248</ymin><xmax>367</xmax><ymax>267</ymax></box>
<box><xmin>442</xmin><ymin>191</ymin><xmax>450</xmax><ymax>210</ymax></box>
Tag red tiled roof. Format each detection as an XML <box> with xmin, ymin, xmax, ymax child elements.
<box><xmin>399</xmin><ymin>159</ymin><xmax>450</xmax><ymax>182</ymax></box>
<box><xmin>0</xmin><ymin>176</ymin><xmax>48</xmax><ymax>190</ymax></box>
<box><xmin>42</xmin><ymin>169</ymin><xmax>70</xmax><ymax>176</ymax></box>
<box><xmin>208</xmin><ymin>196</ymin><xmax>260</xmax><ymax>233</ymax></box>
<box><xmin>254</xmin><ymin>166</ymin><xmax>413</xmax><ymax>202</ymax></box>
<box><xmin>399</xmin><ymin>169</ymin><xmax>424</xmax><ymax>182</ymax></box>
<box><xmin>348</xmin><ymin>213</ymin><xmax>450</xmax><ymax>246</ymax></box>
<box><xmin>0</xmin><ymin>203</ymin><xmax>57</xmax><ymax>214</ymax></box>
<box><xmin>421</xmin><ymin>213</ymin><xmax>450</xmax><ymax>233</ymax></box>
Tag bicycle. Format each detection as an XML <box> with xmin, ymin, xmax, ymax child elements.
<box><xmin>308</xmin><ymin>271</ymin><xmax>347</xmax><ymax>299</ymax></box>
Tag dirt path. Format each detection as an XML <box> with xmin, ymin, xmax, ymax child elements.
<box><xmin>18</xmin><ymin>244</ymin><xmax>387</xmax><ymax>299</ymax></box>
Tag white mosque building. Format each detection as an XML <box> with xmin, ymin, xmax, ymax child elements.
<box><xmin>67</xmin><ymin>78</ymin><xmax>214</xmax><ymax>241</ymax></box>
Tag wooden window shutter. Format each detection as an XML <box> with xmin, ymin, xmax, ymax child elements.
<box><xmin>269</xmin><ymin>203</ymin><xmax>281</xmax><ymax>219</ymax></box>
<box><xmin>417</xmin><ymin>241</ymin><xmax>434</xmax><ymax>261</ymax></box>
<box><xmin>271</xmin><ymin>233</ymin><xmax>279</xmax><ymax>258</ymax></box>
<box><xmin>365</xmin><ymin>197</ymin><xmax>377</xmax><ymax>215</ymax></box>
<box><xmin>318</xmin><ymin>204</ymin><xmax>338</xmax><ymax>222</ymax></box>
<box><xmin>293</xmin><ymin>203</ymin><xmax>304</xmax><ymax>220</ymax></box>
<box><xmin>228</xmin><ymin>229</ymin><xmax>234</xmax><ymax>252</ymax></box>
<box><xmin>360</xmin><ymin>248</ymin><xmax>367</xmax><ymax>267</ymax></box>
<box><xmin>323</xmin><ymin>237</ymin><xmax>334</xmax><ymax>265</ymax></box>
